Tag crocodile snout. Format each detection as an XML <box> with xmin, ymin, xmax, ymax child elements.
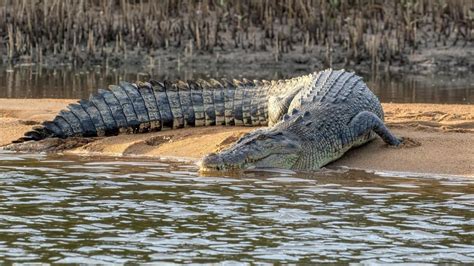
<box><xmin>200</xmin><ymin>153</ymin><xmax>224</xmax><ymax>170</ymax></box>
<box><xmin>200</xmin><ymin>152</ymin><xmax>246</xmax><ymax>171</ymax></box>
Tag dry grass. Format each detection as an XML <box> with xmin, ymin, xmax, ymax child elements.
<box><xmin>0</xmin><ymin>0</ymin><xmax>472</xmax><ymax>67</ymax></box>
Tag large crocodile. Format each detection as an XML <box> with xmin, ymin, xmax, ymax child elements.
<box><xmin>12</xmin><ymin>69</ymin><xmax>401</xmax><ymax>170</ymax></box>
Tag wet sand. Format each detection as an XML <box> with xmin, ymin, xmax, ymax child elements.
<box><xmin>0</xmin><ymin>98</ymin><xmax>472</xmax><ymax>176</ymax></box>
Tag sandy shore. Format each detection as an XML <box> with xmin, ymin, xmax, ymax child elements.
<box><xmin>0</xmin><ymin>98</ymin><xmax>472</xmax><ymax>176</ymax></box>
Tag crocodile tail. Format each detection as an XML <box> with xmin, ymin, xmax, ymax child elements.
<box><xmin>13</xmin><ymin>122</ymin><xmax>59</xmax><ymax>143</ymax></box>
<box><xmin>13</xmin><ymin>78</ymin><xmax>273</xmax><ymax>143</ymax></box>
<box><xmin>12</xmin><ymin>83</ymin><xmax>129</xmax><ymax>143</ymax></box>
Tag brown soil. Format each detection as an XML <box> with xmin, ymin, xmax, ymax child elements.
<box><xmin>0</xmin><ymin>98</ymin><xmax>472</xmax><ymax>176</ymax></box>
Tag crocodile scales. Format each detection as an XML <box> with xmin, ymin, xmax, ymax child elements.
<box><xmin>13</xmin><ymin>69</ymin><xmax>401</xmax><ymax>170</ymax></box>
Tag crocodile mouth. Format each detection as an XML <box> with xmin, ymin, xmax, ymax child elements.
<box><xmin>199</xmin><ymin>153</ymin><xmax>260</xmax><ymax>171</ymax></box>
<box><xmin>199</xmin><ymin>127</ymin><xmax>302</xmax><ymax>172</ymax></box>
<box><xmin>199</xmin><ymin>152</ymin><xmax>295</xmax><ymax>172</ymax></box>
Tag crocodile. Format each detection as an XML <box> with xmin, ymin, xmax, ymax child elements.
<box><xmin>12</xmin><ymin>69</ymin><xmax>401</xmax><ymax>170</ymax></box>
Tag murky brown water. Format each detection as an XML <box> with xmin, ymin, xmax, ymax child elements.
<box><xmin>0</xmin><ymin>66</ymin><xmax>472</xmax><ymax>104</ymax></box>
<box><xmin>0</xmin><ymin>151</ymin><xmax>473</xmax><ymax>263</ymax></box>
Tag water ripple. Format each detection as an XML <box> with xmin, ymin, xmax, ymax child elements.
<box><xmin>0</xmin><ymin>151</ymin><xmax>472</xmax><ymax>263</ymax></box>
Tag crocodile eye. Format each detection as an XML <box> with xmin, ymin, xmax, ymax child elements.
<box><xmin>256</xmin><ymin>135</ymin><xmax>268</xmax><ymax>141</ymax></box>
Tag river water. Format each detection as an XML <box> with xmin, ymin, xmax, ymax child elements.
<box><xmin>0</xmin><ymin>66</ymin><xmax>473</xmax><ymax>103</ymax></box>
<box><xmin>0</xmin><ymin>151</ymin><xmax>473</xmax><ymax>263</ymax></box>
<box><xmin>0</xmin><ymin>66</ymin><xmax>473</xmax><ymax>263</ymax></box>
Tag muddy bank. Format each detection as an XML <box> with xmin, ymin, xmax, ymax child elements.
<box><xmin>4</xmin><ymin>44</ymin><xmax>473</xmax><ymax>76</ymax></box>
<box><xmin>1</xmin><ymin>99</ymin><xmax>472</xmax><ymax>176</ymax></box>
<box><xmin>1</xmin><ymin>1</ymin><xmax>472</xmax><ymax>74</ymax></box>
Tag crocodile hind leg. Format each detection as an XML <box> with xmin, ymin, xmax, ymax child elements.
<box><xmin>349</xmin><ymin>111</ymin><xmax>401</xmax><ymax>146</ymax></box>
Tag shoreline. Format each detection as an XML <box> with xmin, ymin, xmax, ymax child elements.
<box><xmin>0</xmin><ymin>99</ymin><xmax>473</xmax><ymax>177</ymax></box>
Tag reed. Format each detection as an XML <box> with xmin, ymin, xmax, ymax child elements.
<box><xmin>0</xmin><ymin>0</ymin><xmax>471</xmax><ymax>67</ymax></box>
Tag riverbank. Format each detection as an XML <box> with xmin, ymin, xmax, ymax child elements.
<box><xmin>1</xmin><ymin>1</ymin><xmax>472</xmax><ymax>75</ymax></box>
<box><xmin>0</xmin><ymin>99</ymin><xmax>472</xmax><ymax>176</ymax></box>
<box><xmin>3</xmin><ymin>44</ymin><xmax>472</xmax><ymax>76</ymax></box>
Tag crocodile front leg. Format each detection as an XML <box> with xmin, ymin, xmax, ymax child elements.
<box><xmin>349</xmin><ymin>111</ymin><xmax>401</xmax><ymax>146</ymax></box>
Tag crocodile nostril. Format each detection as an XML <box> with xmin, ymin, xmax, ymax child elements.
<box><xmin>200</xmin><ymin>153</ymin><xmax>224</xmax><ymax>169</ymax></box>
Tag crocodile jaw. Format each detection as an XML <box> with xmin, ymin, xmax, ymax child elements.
<box><xmin>199</xmin><ymin>129</ymin><xmax>301</xmax><ymax>171</ymax></box>
<box><xmin>200</xmin><ymin>151</ymin><xmax>300</xmax><ymax>171</ymax></box>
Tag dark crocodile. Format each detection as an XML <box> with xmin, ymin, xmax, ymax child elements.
<box><xmin>11</xmin><ymin>69</ymin><xmax>401</xmax><ymax>170</ymax></box>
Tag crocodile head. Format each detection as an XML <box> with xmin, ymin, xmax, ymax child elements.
<box><xmin>199</xmin><ymin>129</ymin><xmax>302</xmax><ymax>171</ymax></box>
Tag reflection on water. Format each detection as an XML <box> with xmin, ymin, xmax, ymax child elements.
<box><xmin>0</xmin><ymin>66</ymin><xmax>472</xmax><ymax>104</ymax></box>
<box><xmin>0</xmin><ymin>151</ymin><xmax>473</xmax><ymax>263</ymax></box>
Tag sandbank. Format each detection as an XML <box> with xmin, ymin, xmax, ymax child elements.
<box><xmin>0</xmin><ymin>98</ymin><xmax>472</xmax><ymax>176</ymax></box>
